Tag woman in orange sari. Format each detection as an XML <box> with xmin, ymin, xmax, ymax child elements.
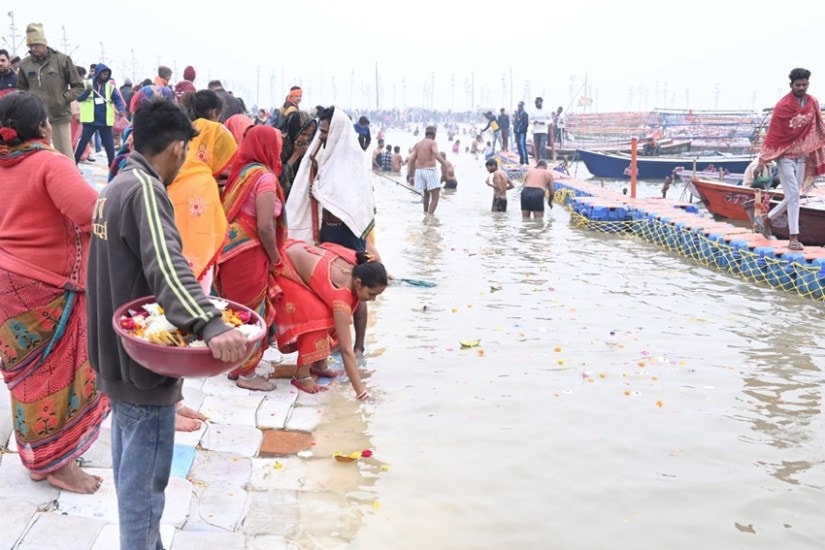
<box><xmin>215</xmin><ymin>126</ymin><xmax>287</xmax><ymax>391</ymax></box>
<box><xmin>275</xmin><ymin>240</ymin><xmax>388</xmax><ymax>397</ymax></box>
<box><xmin>168</xmin><ymin>90</ymin><xmax>238</xmax><ymax>291</ymax></box>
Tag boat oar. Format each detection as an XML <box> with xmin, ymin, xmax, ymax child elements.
<box><xmin>372</xmin><ymin>171</ymin><xmax>423</xmax><ymax>196</ymax></box>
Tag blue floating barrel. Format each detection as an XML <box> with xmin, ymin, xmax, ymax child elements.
<box><xmin>795</xmin><ymin>257</ymin><xmax>825</xmax><ymax>299</ymax></box>
<box><xmin>699</xmin><ymin>232</ymin><xmax>723</xmax><ymax>264</ymax></box>
<box><xmin>741</xmin><ymin>246</ymin><xmax>775</xmax><ymax>283</ymax></box>
<box><xmin>727</xmin><ymin>238</ymin><xmax>753</xmax><ymax>275</ymax></box>
<box><xmin>767</xmin><ymin>251</ymin><xmax>806</xmax><ymax>290</ymax></box>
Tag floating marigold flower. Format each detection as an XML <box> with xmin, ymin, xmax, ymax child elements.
<box><xmin>554</xmin><ymin>346</ymin><xmax>562</xmax><ymax>353</ymax></box>
<box><xmin>656</xmin><ymin>400</ymin><xmax>664</xmax><ymax>408</ymax></box>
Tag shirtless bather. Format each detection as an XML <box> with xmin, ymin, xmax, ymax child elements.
<box><xmin>407</xmin><ymin>126</ymin><xmax>447</xmax><ymax>214</ymax></box>
<box><xmin>521</xmin><ymin>159</ymin><xmax>555</xmax><ymax>219</ymax></box>
<box><xmin>439</xmin><ymin>151</ymin><xmax>457</xmax><ymax>189</ymax></box>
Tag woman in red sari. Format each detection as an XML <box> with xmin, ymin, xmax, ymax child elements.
<box><xmin>275</xmin><ymin>240</ymin><xmax>388</xmax><ymax>397</ymax></box>
<box><xmin>215</xmin><ymin>125</ymin><xmax>286</xmax><ymax>391</ymax></box>
<box><xmin>0</xmin><ymin>92</ymin><xmax>109</xmax><ymax>493</ymax></box>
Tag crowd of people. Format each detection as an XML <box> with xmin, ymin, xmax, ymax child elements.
<box><xmin>4</xmin><ymin>20</ymin><xmax>825</xmax><ymax>550</ymax></box>
<box><xmin>0</xmin><ymin>21</ymin><xmax>389</xmax><ymax>550</ymax></box>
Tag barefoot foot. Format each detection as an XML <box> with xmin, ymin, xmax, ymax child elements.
<box><xmin>177</xmin><ymin>405</ymin><xmax>207</xmax><ymax>421</ymax></box>
<box><xmin>30</xmin><ymin>472</ymin><xmax>47</xmax><ymax>481</ymax></box>
<box><xmin>175</xmin><ymin>415</ymin><xmax>202</xmax><ymax>432</ymax></box>
<box><xmin>309</xmin><ymin>364</ymin><xmax>341</xmax><ymax>378</ymax></box>
<box><xmin>236</xmin><ymin>374</ymin><xmax>277</xmax><ymax>391</ymax></box>
<box><xmin>291</xmin><ymin>376</ymin><xmax>328</xmax><ymax>394</ymax></box>
<box><xmin>47</xmin><ymin>462</ymin><xmax>103</xmax><ymax>494</ymax></box>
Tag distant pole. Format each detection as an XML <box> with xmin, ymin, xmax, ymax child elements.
<box><xmin>130</xmin><ymin>49</ymin><xmax>136</xmax><ymax>82</ymax></box>
<box><xmin>99</xmin><ymin>42</ymin><xmax>105</xmax><ymax>64</ymax></box>
<box><xmin>431</xmin><ymin>71</ymin><xmax>435</xmax><ymax>110</ymax></box>
<box><xmin>61</xmin><ymin>25</ymin><xmax>69</xmax><ymax>54</ymax></box>
<box><xmin>509</xmin><ymin>66</ymin><xmax>513</xmax><ymax>107</ymax></box>
<box><xmin>630</xmin><ymin>137</ymin><xmax>638</xmax><ymax>198</ymax></box>
<box><xmin>375</xmin><ymin>62</ymin><xmax>379</xmax><ymax>110</ymax></box>
<box><xmin>471</xmin><ymin>71</ymin><xmax>475</xmax><ymax>111</ymax></box>
<box><xmin>256</xmin><ymin>65</ymin><xmax>260</xmax><ymax>108</ymax></box>
<box><xmin>7</xmin><ymin>11</ymin><xmax>20</xmax><ymax>56</ymax></box>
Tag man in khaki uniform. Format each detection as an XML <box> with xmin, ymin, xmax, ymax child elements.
<box><xmin>16</xmin><ymin>23</ymin><xmax>84</xmax><ymax>158</ymax></box>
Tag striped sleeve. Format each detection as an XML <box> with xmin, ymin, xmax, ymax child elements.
<box><xmin>133</xmin><ymin>169</ymin><xmax>216</xmax><ymax>328</ymax></box>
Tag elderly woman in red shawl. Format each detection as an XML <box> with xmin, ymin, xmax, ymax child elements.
<box><xmin>215</xmin><ymin>125</ymin><xmax>287</xmax><ymax>391</ymax></box>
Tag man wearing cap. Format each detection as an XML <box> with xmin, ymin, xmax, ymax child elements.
<box><xmin>17</xmin><ymin>23</ymin><xmax>84</xmax><ymax>158</ymax></box>
<box><xmin>174</xmin><ymin>65</ymin><xmax>196</xmax><ymax>101</ymax></box>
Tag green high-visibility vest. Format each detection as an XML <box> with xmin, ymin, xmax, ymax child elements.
<box><xmin>79</xmin><ymin>81</ymin><xmax>115</xmax><ymax>125</ymax></box>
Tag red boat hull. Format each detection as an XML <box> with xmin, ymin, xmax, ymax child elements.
<box><xmin>690</xmin><ymin>177</ymin><xmax>782</xmax><ymax>221</ymax></box>
<box><xmin>768</xmin><ymin>198</ymin><xmax>825</xmax><ymax>246</ymax></box>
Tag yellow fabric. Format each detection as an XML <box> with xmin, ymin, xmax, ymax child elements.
<box><xmin>167</xmin><ymin>118</ymin><xmax>237</xmax><ymax>280</ymax></box>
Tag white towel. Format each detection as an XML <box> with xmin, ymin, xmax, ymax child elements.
<box><xmin>286</xmin><ymin>108</ymin><xmax>375</xmax><ymax>242</ymax></box>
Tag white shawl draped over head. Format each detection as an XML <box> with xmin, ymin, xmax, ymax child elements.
<box><xmin>286</xmin><ymin>107</ymin><xmax>375</xmax><ymax>243</ymax></box>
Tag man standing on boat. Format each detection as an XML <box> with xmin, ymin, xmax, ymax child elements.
<box><xmin>756</xmin><ymin>68</ymin><xmax>825</xmax><ymax>250</ymax></box>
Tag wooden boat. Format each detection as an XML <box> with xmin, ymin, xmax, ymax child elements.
<box><xmin>689</xmin><ymin>177</ymin><xmax>782</xmax><ymax>221</ymax></box>
<box><xmin>533</xmin><ymin>139</ymin><xmax>691</xmax><ymax>161</ymax></box>
<box><xmin>577</xmin><ymin>148</ymin><xmax>753</xmax><ymax>180</ymax></box>
<box><xmin>766</xmin><ymin>195</ymin><xmax>825</xmax><ymax>246</ymax></box>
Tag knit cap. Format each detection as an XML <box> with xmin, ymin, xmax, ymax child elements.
<box><xmin>183</xmin><ymin>66</ymin><xmax>196</xmax><ymax>81</ymax></box>
<box><xmin>26</xmin><ymin>23</ymin><xmax>48</xmax><ymax>46</ymax></box>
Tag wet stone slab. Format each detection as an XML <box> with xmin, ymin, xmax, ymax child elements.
<box><xmin>17</xmin><ymin>512</ymin><xmax>105</xmax><ymax>550</ymax></box>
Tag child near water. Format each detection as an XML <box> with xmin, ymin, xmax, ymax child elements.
<box><xmin>485</xmin><ymin>158</ymin><xmax>514</xmax><ymax>212</ymax></box>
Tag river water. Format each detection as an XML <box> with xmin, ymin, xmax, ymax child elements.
<box><xmin>306</xmin><ymin>128</ymin><xmax>825</xmax><ymax>549</ymax></box>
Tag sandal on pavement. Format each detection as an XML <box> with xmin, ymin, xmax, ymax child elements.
<box><xmin>788</xmin><ymin>241</ymin><xmax>805</xmax><ymax>251</ymax></box>
<box><xmin>291</xmin><ymin>376</ymin><xmax>328</xmax><ymax>394</ymax></box>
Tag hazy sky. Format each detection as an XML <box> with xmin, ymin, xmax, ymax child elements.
<box><xmin>4</xmin><ymin>0</ymin><xmax>823</xmax><ymax>114</ymax></box>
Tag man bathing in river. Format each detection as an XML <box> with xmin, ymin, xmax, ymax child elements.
<box><xmin>521</xmin><ymin>160</ymin><xmax>555</xmax><ymax>218</ymax></box>
<box><xmin>407</xmin><ymin>126</ymin><xmax>448</xmax><ymax>215</ymax></box>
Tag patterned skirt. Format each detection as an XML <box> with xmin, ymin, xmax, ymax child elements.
<box><xmin>0</xmin><ymin>269</ymin><xmax>110</xmax><ymax>474</ymax></box>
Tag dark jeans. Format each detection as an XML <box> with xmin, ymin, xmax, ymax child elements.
<box><xmin>75</xmin><ymin>124</ymin><xmax>115</xmax><ymax>166</ymax></box>
<box><xmin>501</xmin><ymin>128</ymin><xmax>509</xmax><ymax>151</ymax></box>
<box><xmin>515</xmin><ymin>132</ymin><xmax>528</xmax><ymax>164</ymax></box>
<box><xmin>533</xmin><ymin>133</ymin><xmax>548</xmax><ymax>160</ymax></box>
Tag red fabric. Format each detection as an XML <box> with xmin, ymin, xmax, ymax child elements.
<box><xmin>274</xmin><ymin>239</ymin><xmax>358</xmax><ymax>365</ymax></box>
<box><xmin>174</xmin><ymin>80</ymin><xmax>196</xmax><ymax>101</ymax></box>
<box><xmin>0</xmin><ymin>148</ymin><xmax>97</xmax><ymax>289</ymax></box>
<box><xmin>216</xmin><ymin>126</ymin><xmax>286</xmax><ymax>375</ymax></box>
<box><xmin>225</xmin><ymin>126</ymin><xmax>283</xmax><ymax>195</ymax></box>
<box><xmin>224</xmin><ymin>114</ymin><xmax>254</xmax><ymax>145</ymax></box>
<box><xmin>759</xmin><ymin>92</ymin><xmax>825</xmax><ymax>177</ymax></box>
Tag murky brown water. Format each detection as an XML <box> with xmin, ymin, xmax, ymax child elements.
<box><xmin>308</xmin><ymin>129</ymin><xmax>825</xmax><ymax>549</ymax></box>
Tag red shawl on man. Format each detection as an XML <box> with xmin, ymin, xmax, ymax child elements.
<box><xmin>759</xmin><ymin>92</ymin><xmax>825</xmax><ymax>178</ymax></box>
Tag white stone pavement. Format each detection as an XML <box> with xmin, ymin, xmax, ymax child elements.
<box><xmin>0</xmin><ymin>165</ymin><xmax>383</xmax><ymax>548</ymax></box>
<box><xmin>1</xmin><ymin>348</ymin><xmax>381</xmax><ymax>549</ymax></box>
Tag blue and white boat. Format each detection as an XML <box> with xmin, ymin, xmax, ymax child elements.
<box><xmin>577</xmin><ymin>148</ymin><xmax>754</xmax><ymax>180</ymax></box>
